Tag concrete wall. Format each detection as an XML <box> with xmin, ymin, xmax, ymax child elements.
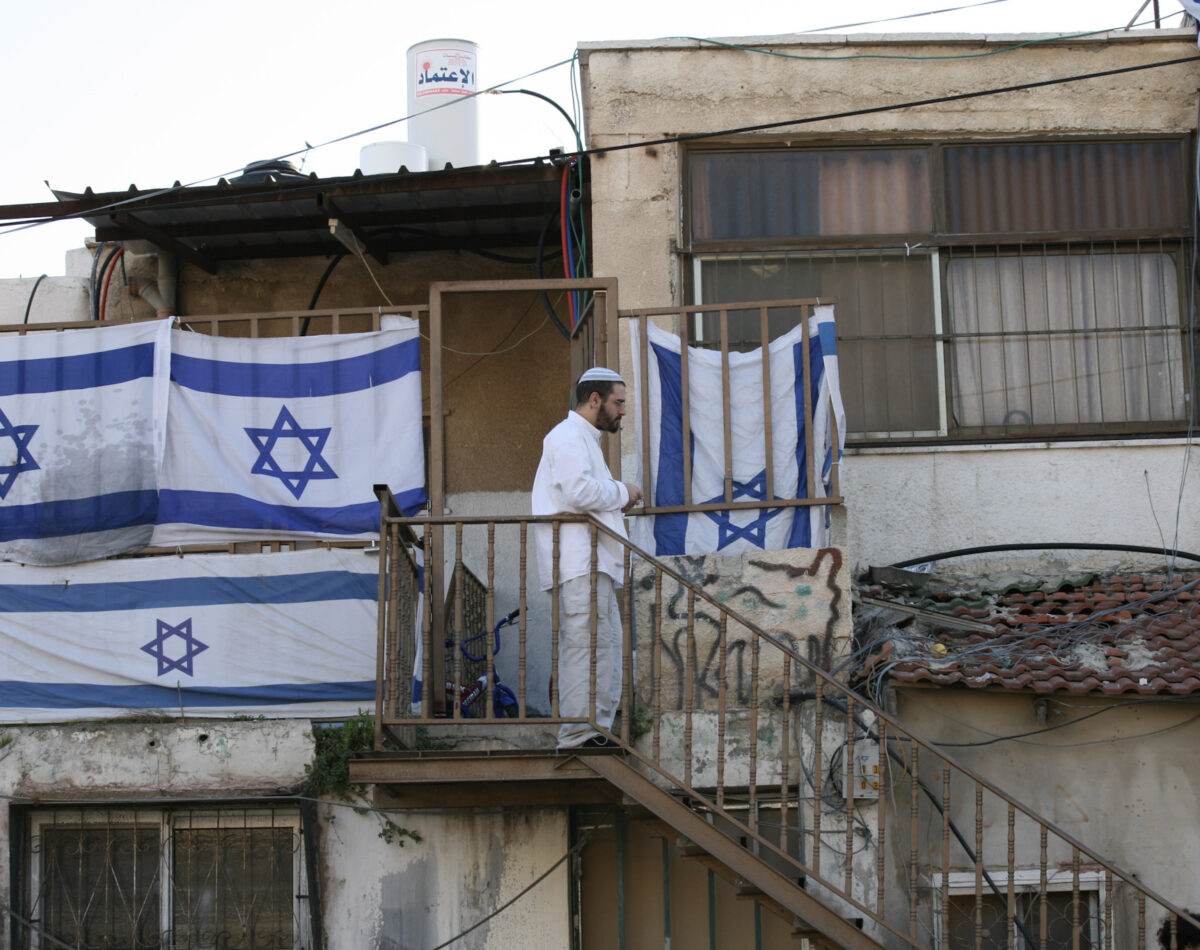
<box><xmin>579</xmin><ymin>30</ymin><xmax>1200</xmax><ymax>575</ymax></box>
<box><xmin>0</xmin><ymin>720</ymin><xmax>571</xmax><ymax>950</ymax></box>
<box><xmin>844</xmin><ymin>438</ymin><xmax>1200</xmax><ymax>573</ymax></box>
<box><xmin>886</xmin><ymin>688</ymin><xmax>1200</xmax><ymax>944</ymax></box>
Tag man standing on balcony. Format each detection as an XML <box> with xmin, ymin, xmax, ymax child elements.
<box><xmin>532</xmin><ymin>367</ymin><xmax>643</xmax><ymax>749</ymax></box>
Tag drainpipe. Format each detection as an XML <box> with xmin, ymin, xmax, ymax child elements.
<box><xmin>128</xmin><ymin>252</ymin><xmax>177</xmax><ymax>318</ymax></box>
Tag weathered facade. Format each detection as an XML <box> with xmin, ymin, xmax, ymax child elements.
<box><xmin>1</xmin><ymin>23</ymin><xmax>1199</xmax><ymax>950</ymax></box>
<box><xmin>580</xmin><ymin>27</ymin><xmax>1200</xmax><ymax>572</ymax></box>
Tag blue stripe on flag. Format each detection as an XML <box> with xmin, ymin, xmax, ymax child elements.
<box><xmin>157</xmin><ymin>485</ymin><xmax>427</xmax><ymax>532</ymax></box>
<box><xmin>0</xmin><ymin>570</ymin><xmax>376</xmax><ymax>613</ymax></box>
<box><xmin>787</xmin><ymin>332</ymin><xmax>826</xmax><ymax>548</ymax></box>
<box><xmin>171</xmin><ymin>337</ymin><xmax>420</xmax><ymax>397</ymax></box>
<box><xmin>0</xmin><ymin>343</ymin><xmax>156</xmax><ymax>396</ymax></box>
<box><xmin>0</xmin><ymin>681</ymin><xmax>376</xmax><ymax>709</ymax></box>
<box><xmin>650</xmin><ymin>341</ymin><xmax>689</xmax><ymax>557</ymax></box>
<box><xmin>0</xmin><ymin>491</ymin><xmax>158</xmax><ymax>541</ymax></box>
<box><xmin>159</xmin><ymin>491</ymin><xmax>378</xmax><ymax>535</ymax></box>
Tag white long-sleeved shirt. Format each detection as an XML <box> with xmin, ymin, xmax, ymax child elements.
<box><xmin>531</xmin><ymin>410</ymin><xmax>630</xmax><ymax>590</ymax></box>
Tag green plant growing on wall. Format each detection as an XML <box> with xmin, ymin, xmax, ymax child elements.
<box><xmin>303</xmin><ymin>711</ymin><xmax>421</xmax><ymax>848</ymax></box>
<box><xmin>629</xmin><ymin>706</ymin><xmax>653</xmax><ymax>741</ymax></box>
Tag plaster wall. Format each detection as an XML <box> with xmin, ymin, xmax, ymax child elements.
<box><xmin>843</xmin><ymin>438</ymin><xmax>1200</xmax><ymax>572</ymax></box>
<box><xmin>0</xmin><ymin>720</ymin><xmax>571</xmax><ymax>950</ymax></box>
<box><xmin>580</xmin><ymin>31</ymin><xmax>1199</xmax><ymax>307</ymax></box>
<box><xmin>884</xmin><ymin>688</ymin><xmax>1200</xmax><ymax>943</ymax></box>
<box><xmin>581</xmin><ymin>31</ymin><xmax>1200</xmax><ymax>577</ymax></box>
<box><xmin>0</xmin><ymin>275</ymin><xmax>89</xmax><ymax>324</ymax></box>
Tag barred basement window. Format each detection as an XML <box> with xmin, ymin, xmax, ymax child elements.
<box><xmin>27</xmin><ymin>807</ymin><xmax>306</xmax><ymax>950</ymax></box>
<box><xmin>937</xmin><ymin>870</ymin><xmax>1104</xmax><ymax>950</ymax></box>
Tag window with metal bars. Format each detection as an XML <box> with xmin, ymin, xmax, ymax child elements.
<box><xmin>26</xmin><ymin>806</ymin><xmax>306</xmax><ymax>950</ymax></box>
<box><xmin>686</xmin><ymin>139</ymin><xmax>1195</xmax><ymax>442</ymax></box>
<box><xmin>936</xmin><ymin>871</ymin><xmax>1104</xmax><ymax>950</ymax></box>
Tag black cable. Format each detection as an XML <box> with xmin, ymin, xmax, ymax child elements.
<box><xmin>9</xmin><ymin>54</ymin><xmax>1199</xmax><ymax>240</ymax></box>
<box><xmin>22</xmin><ymin>274</ymin><xmax>46</xmax><ymax>325</ymax></box>
<box><xmin>87</xmin><ymin>241</ymin><xmax>110</xmax><ymax>321</ymax></box>
<box><xmin>932</xmin><ymin>695</ymin><xmax>1200</xmax><ymax>748</ymax></box>
<box><xmin>495</xmin><ymin>89</ymin><xmax>581</xmax><ymax>142</ymax></box>
<box><xmin>468</xmin><ymin>247</ymin><xmax>560</xmax><ymax>265</ymax></box>
<box><xmin>92</xmin><ymin>244</ymin><xmax>122</xmax><ymax>322</ymax></box>
<box><xmin>301</xmin><ymin>253</ymin><xmax>345</xmax><ymax>336</ymax></box>
<box><xmin>888</xmin><ymin>542</ymin><xmax>1200</xmax><ymax>570</ymax></box>
<box><xmin>535</xmin><ymin>209</ymin><xmax>571</xmax><ymax>340</ymax></box>
<box><xmin>818</xmin><ymin>693</ymin><xmax>1044</xmax><ymax>949</ymax></box>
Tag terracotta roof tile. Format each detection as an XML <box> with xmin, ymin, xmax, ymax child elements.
<box><xmin>856</xmin><ymin>570</ymin><xmax>1200</xmax><ymax>697</ymax></box>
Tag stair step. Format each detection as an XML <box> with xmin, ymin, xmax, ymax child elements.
<box><xmin>582</xmin><ymin>755</ymin><xmax>887</xmax><ymax>949</ymax></box>
<box><xmin>678</xmin><ymin>839</ymin><xmax>807</xmax><ymax>889</ymax></box>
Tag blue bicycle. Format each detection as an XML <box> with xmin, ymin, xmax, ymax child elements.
<box><xmin>444</xmin><ymin>608</ymin><xmax>521</xmax><ymax>718</ymax></box>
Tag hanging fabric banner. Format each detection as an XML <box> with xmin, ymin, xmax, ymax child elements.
<box><xmin>152</xmin><ymin>320</ymin><xmax>426</xmax><ymax>545</ymax></box>
<box><xmin>630</xmin><ymin>304</ymin><xmax>845</xmax><ymax>557</ymax></box>
<box><xmin>0</xmin><ymin>319</ymin><xmax>171</xmax><ymax>566</ymax></box>
<box><xmin>0</xmin><ymin>548</ymin><xmax>378</xmax><ymax>723</ymax></box>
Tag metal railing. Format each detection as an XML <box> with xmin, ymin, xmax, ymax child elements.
<box><xmin>374</xmin><ymin>492</ymin><xmax>1199</xmax><ymax>949</ymax></box>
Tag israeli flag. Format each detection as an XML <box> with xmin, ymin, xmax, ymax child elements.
<box><xmin>152</xmin><ymin>320</ymin><xmax>427</xmax><ymax>545</ymax></box>
<box><xmin>0</xmin><ymin>548</ymin><xmax>378</xmax><ymax>723</ymax></box>
<box><xmin>631</xmin><ymin>304</ymin><xmax>845</xmax><ymax>556</ymax></box>
<box><xmin>0</xmin><ymin>319</ymin><xmax>170</xmax><ymax>566</ymax></box>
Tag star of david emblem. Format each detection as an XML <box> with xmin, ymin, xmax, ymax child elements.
<box><xmin>141</xmin><ymin>618</ymin><xmax>209</xmax><ymax>677</ymax></box>
<box><xmin>244</xmin><ymin>405</ymin><xmax>337</xmax><ymax>499</ymax></box>
<box><xmin>0</xmin><ymin>406</ymin><xmax>39</xmax><ymax>500</ymax></box>
<box><xmin>702</xmin><ymin>470</ymin><xmax>784</xmax><ymax>550</ymax></box>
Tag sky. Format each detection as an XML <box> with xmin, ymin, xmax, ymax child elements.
<box><xmin>0</xmin><ymin>0</ymin><xmax>1188</xmax><ymax>279</ymax></box>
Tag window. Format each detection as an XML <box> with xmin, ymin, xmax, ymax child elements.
<box><xmin>687</xmin><ymin>139</ymin><xmax>1194</xmax><ymax>441</ymax></box>
<box><xmin>937</xmin><ymin>870</ymin><xmax>1104</xmax><ymax>950</ymax></box>
<box><xmin>27</xmin><ymin>806</ymin><xmax>306</xmax><ymax>950</ymax></box>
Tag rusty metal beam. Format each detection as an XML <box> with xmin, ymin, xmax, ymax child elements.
<box><xmin>92</xmin><ymin>201</ymin><xmax>554</xmax><ymax>242</ymax></box>
<box><xmin>371</xmin><ymin>779</ymin><xmax>622</xmax><ymax>809</ymax></box>
<box><xmin>110</xmin><ymin>213</ymin><xmax>218</xmax><ymax>274</ymax></box>
<box><xmin>175</xmin><ymin>231</ymin><xmax>546</xmax><ymax>262</ymax></box>
<box><xmin>349</xmin><ymin>750</ymin><xmax>601</xmax><ymax>786</ymax></box>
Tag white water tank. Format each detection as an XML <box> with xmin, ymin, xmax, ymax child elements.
<box><xmin>406</xmin><ymin>38</ymin><xmax>479</xmax><ymax>170</ymax></box>
<box><xmin>359</xmin><ymin>141</ymin><xmax>429</xmax><ymax>175</ymax></box>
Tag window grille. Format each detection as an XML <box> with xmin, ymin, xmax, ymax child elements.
<box><xmin>27</xmin><ymin>806</ymin><xmax>305</xmax><ymax>950</ymax></box>
<box><xmin>937</xmin><ymin>870</ymin><xmax>1104</xmax><ymax>950</ymax></box>
<box><xmin>686</xmin><ymin>138</ymin><xmax>1195</xmax><ymax>442</ymax></box>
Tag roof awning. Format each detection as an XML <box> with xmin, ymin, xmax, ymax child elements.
<box><xmin>0</xmin><ymin>160</ymin><xmax>578</xmax><ymax>273</ymax></box>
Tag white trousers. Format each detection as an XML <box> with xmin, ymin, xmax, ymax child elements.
<box><xmin>556</xmin><ymin>573</ymin><xmax>623</xmax><ymax>748</ymax></box>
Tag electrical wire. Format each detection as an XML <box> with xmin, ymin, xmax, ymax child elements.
<box><xmin>0</xmin><ymin>56</ymin><xmax>577</xmax><ymax>242</ymax></box>
<box><xmin>493</xmin><ymin>88</ymin><xmax>580</xmax><ymax>142</ymax></box>
<box><xmin>794</xmin><ymin>0</ymin><xmax>1011</xmax><ymax>33</ymax></box>
<box><xmin>98</xmin><ymin>246</ymin><xmax>125</xmax><ymax>321</ymax></box>
<box><xmin>7</xmin><ymin>49</ymin><xmax>1197</xmax><ymax>243</ymax></box>
<box><xmin>684</xmin><ymin>15</ymin><xmax>1175</xmax><ymax>62</ymax></box>
<box><xmin>90</xmin><ymin>243</ymin><xmax>121</xmax><ymax>321</ymax></box>
<box><xmin>87</xmin><ymin>240</ymin><xmax>109</xmax><ymax>316</ymax></box>
<box><xmin>424</xmin><ymin>830</ymin><xmax>592</xmax><ymax>950</ymax></box>
<box><xmin>817</xmin><ymin>693</ymin><xmax>1045</xmax><ymax>949</ymax></box>
<box><xmin>535</xmin><ymin>209</ymin><xmax>572</xmax><ymax>340</ymax></box>
<box><xmin>929</xmin><ymin>694</ymin><xmax>1200</xmax><ymax>747</ymax></box>
<box><xmin>2</xmin><ymin>902</ymin><xmax>80</xmax><ymax>950</ymax></box>
<box><xmin>889</xmin><ymin>542</ymin><xmax>1200</xmax><ymax>570</ymax></box>
<box><xmin>22</xmin><ymin>274</ymin><xmax>46</xmax><ymax>325</ymax></box>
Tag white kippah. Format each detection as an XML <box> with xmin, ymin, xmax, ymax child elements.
<box><xmin>578</xmin><ymin>366</ymin><xmax>625</xmax><ymax>385</ymax></box>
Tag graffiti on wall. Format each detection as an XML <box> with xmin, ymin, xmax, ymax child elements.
<box><xmin>631</xmin><ymin>548</ymin><xmax>848</xmax><ymax>712</ymax></box>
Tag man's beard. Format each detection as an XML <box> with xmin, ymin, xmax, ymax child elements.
<box><xmin>596</xmin><ymin>406</ymin><xmax>621</xmax><ymax>433</ymax></box>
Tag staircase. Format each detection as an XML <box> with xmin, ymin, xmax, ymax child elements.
<box><xmin>360</xmin><ymin>500</ymin><xmax>1199</xmax><ymax>949</ymax></box>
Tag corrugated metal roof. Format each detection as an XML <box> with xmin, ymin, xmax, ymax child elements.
<box><xmin>0</xmin><ymin>160</ymin><xmax>576</xmax><ymax>271</ymax></box>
